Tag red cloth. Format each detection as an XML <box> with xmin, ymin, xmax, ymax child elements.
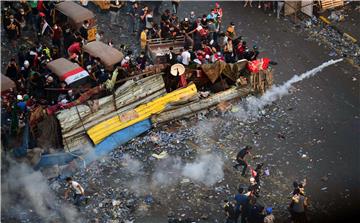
<box><xmin>214</xmin><ymin>53</ymin><xmax>224</xmax><ymax>61</ymax></box>
<box><xmin>52</xmin><ymin>27</ymin><xmax>62</xmax><ymax>40</ymax></box>
<box><xmin>203</xmin><ymin>46</ymin><xmax>212</xmax><ymax>56</ymax></box>
<box><xmin>236</xmin><ymin>43</ymin><xmax>245</xmax><ymax>55</ymax></box>
<box><xmin>247</xmin><ymin>58</ymin><xmax>270</xmax><ymax>73</ymax></box>
<box><xmin>214</xmin><ymin>7</ymin><xmax>223</xmax><ymax>19</ymax></box>
<box><xmin>68</xmin><ymin>42</ymin><xmax>81</xmax><ymax>55</ymax></box>
<box><xmin>179</xmin><ymin>74</ymin><xmax>187</xmax><ymax>88</ymax></box>
<box><xmin>37</xmin><ymin>0</ymin><xmax>45</xmax><ymax>12</ymax></box>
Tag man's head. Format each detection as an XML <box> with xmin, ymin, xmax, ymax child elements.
<box><xmin>169</xmin><ymin>46</ymin><xmax>173</xmax><ymax>51</ymax></box>
<box><xmin>184</xmin><ymin>46</ymin><xmax>189</xmax><ymax>51</ymax></box>
<box><xmin>66</xmin><ymin>177</ymin><xmax>73</xmax><ymax>184</ymax></box>
<box><xmin>24</xmin><ymin>60</ymin><xmax>30</xmax><ymax>68</ymax></box>
<box><xmin>9</xmin><ymin>14</ymin><xmax>14</xmax><ymax>21</ymax></box>
<box><xmin>249</xmin><ymin>177</ymin><xmax>256</xmax><ymax>184</ymax></box>
<box><xmin>165</xmin><ymin>9</ymin><xmax>170</xmax><ymax>15</ymax></box>
<box><xmin>245</xmin><ymin>145</ymin><xmax>252</xmax><ymax>151</ymax></box>
<box><xmin>238</xmin><ymin>186</ymin><xmax>244</xmax><ymax>194</ymax></box>
<box><xmin>230</xmin><ymin>22</ymin><xmax>235</xmax><ymax>27</ymax></box>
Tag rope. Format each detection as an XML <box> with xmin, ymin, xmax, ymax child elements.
<box><xmin>75</xmin><ymin>106</ymin><xmax>87</xmax><ymax>134</ymax></box>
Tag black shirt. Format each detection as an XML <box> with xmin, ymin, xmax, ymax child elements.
<box><xmin>224</xmin><ymin>203</ymin><xmax>236</xmax><ymax>220</ymax></box>
<box><xmin>166</xmin><ymin>52</ymin><xmax>177</xmax><ymax>65</ymax></box>
<box><xmin>110</xmin><ymin>1</ymin><xmax>121</xmax><ymax>12</ymax></box>
<box><xmin>79</xmin><ymin>26</ymin><xmax>88</xmax><ymax>40</ymax></box>
<box><xmin>237</xmin><ymin>148</ymin><xmax>249</xmax><ymax>160</ymax></box>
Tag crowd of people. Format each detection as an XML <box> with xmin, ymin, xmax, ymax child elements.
<box><xmin>227</xmin><ymin>145</ymin><xmax>310</xmax><ymax>223</ymax></box>
<box><xmin>138</xmin><ymin>1</ymin><xmax>262</xmax><ymax>66</ymax></box>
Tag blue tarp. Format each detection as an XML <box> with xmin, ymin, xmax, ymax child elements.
<box><xmin>83</xmin><ymin>119</ymin><xmax>152</xmax><ymax>165</ymax></box>
<box><xmin>34</xmin><ymin>119</ymin><xmax>152</xmax><ymax>169</ymax></box>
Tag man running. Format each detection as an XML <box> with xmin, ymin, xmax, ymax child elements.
<box><xmin>234</xmin><ymin>145</ymin><xmax>252</xmax><ymax>176</ymax></box>
<box><xmin>64</xmin><ymin>177</ymin><xmax>85</xmax><ymax>206</ymax></box>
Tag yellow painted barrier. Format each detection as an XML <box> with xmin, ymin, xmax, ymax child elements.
<box><xmin>87</xmin><ymin>84</ymin><xmax>197</xmax><ymax>144</ymax></box>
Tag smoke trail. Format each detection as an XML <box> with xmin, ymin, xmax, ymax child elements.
<box><xmin>233</xmin><ymin>58</ymin><xmax>343</xmax><ymax>121</ymax></box>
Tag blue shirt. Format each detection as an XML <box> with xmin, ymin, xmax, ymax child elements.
<box><xmin>234</xmin><ymin>194</ymin><xmax>248</xmax><ymax>210</ymax></box>
<box><xmin>16</xmin><ymin>101</ymin><xmax>27</xmax><ymax>112</ymax></box>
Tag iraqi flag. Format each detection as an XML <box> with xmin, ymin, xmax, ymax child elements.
<box><xmin>61</xmin><ymin>67</ymin><xmax>89</xmax><ymax>85</ymax></box>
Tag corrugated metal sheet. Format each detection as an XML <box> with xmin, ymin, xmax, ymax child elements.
<box><xmin>87</xmin><ymin>84</ymin><xmax>198</xmax><ymax>144</ymax></box>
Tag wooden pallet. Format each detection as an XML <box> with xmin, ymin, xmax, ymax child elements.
<box><xmin>320</xmin><ymin>0</ymin><xmax>344</xmax><ymax>10</ymax></box>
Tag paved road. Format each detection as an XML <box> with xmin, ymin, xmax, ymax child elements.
<box><xmin>165</xmin><ymin>1</ymin><xmax>360</xmax><ymax>222</ymax></box>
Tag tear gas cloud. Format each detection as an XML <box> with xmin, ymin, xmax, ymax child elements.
<box><xmin>1</xmin><ymin>159</ymin><xmax>82</xmax><ymax>223</ymax></box>
<box><xmin>122</xmin><ymin>152</ymin><xmax>224</xmax><ymax>192</ymax></box>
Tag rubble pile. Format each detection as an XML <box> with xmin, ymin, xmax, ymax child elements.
<box><xmin>43</xmin><ymin>100</ymin><xmax>320</xmax><ymax>222</ymax></box>
<box><xmin>302</xmin><ymin>16</ymin><xmax>360</xmax><ymax>66</ymax></box>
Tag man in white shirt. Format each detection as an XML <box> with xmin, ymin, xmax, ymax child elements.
<box><xmin>181</xmin><ymin>46</ymin><xmax>191</xmax><ymax>66</ymax></box>
<box><xmin>65</xmin><ymin>177</ymin><xmax>85</xmax><ymax>206</ymax></box>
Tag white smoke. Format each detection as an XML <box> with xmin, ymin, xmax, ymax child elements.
<box><xmin>1</xmin><ymin>159</ymin><xmax>82</xmax><ymax>223</ymax></box>
<box><xmin>121</xmin><ymin>153</ymin><xmax>224</xmax><ymax>192</ymax></box>
<box><xmin>233</xmin><ymin>58</ymin><xmax>343</xmax><ymax>121</ymax></box>
<box><xmin>182</xmin><ymin>153</ymin><xmax>224</xmax><ymax>186</ymax></box>
<box><xmin>122</xmin><ymin>153</ymin><xmax>143</xmax><ymax>174</ymax></box>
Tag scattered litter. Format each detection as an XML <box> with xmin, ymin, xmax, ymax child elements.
<box><xmin>152</xmin><ymin>151</ymin><xmax>168</xmax><ymax>159</ymax></box>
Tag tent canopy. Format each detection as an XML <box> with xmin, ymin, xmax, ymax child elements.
<box><xmin>83</xmin><ymin>41</ymin><xmax>124</xmax><ymax>70</ymax></box>
<box><xmin>46</xmin><ymin>58</ymin><xmax>80</xmax><ymax>79</ymax></box>
<box><xmin>55</xmin><ymin>1</ymin><xmax>94</xmax><ymax>27</ymax></box>
<box><xmin>1</xmin><ymin>74</ymin><xmax>16</xmax><ymax>92</ymax></box>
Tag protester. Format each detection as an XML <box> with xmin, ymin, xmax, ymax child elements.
<box><xmin>5</xmin><ymin>14</ymin><xmax>20</xmax><ymax>47</ymax></box>
<box><xmin>127</xmin><ymin>2</ymin><xmax>140</xmax><ymax>35</ymax></box>
<box><xmin>234</xmin><ymin>186</ymin><xmax>249</xmax><ymax>223</ymax></box>
<box><xmin>6</xmin><ymin>58</ymin><xmax>19</xmax><ymax>81</ymax></box>
<box><xmin>145</xmin><ymin>9</ymin><xmax>154</xmax><ymax>30</ymax></box>
<box><xmin>224</xmin><ymin>199</ymin><xmax>236</xmax><ymax>223</ymax></box>
<box><xmin>109</xmin><ymin>0</ymin><xmax>122</xmax><ymax>27</ymax></box>
<box><xmin>244</xmin><ymin>0</ymin><xmax>253</xmax><ymax>8</ymax></box>
<box><xmin>263</xmin><ymin>207</ymin><xmax>275</xmax><ymax>223</ymax></box>
<box><xmin>254</xmin><ymin>163</ymin><xmax>264</xmax><ymax>185</ymax></box>
<box><xmin>79</xmin><ymin>20</ymin><xmax>89</xmax><ymax>41</ymax></box>
<box><xmin>64</xmin><ymin>177</ymin><xmax>85</xmax><ymax>206</ymax></box>
<box><xmin>140</xmin><ymin>28</ymin><xmax>148</xmax><ymax>50</ymax></box>
<box><xmin>248</xmin><ymin>177</ymin><xmax>260</xmax><ymax>198</ymax></box>
<box><xmin>181</xmin><ymin>46</ymin><xmax>191</xmax><ymax>66</ymax></box>
<box><xmin>234</xmin><ymin>146</ymin><xmax>253</xmax><ymax>176</ymax></box>
<box><xmin>171</xmin><ymin>0</ymin><xmax>180</xmax><ymax>14</ymax></box>
<box><xmin>290</xmin><ymin>188</ymin><xmax>308</xmax><ymax>223</ymax></box>
<box><xmin>277</xmin><ymin>1</ymin><xmax>285</xmax><ymax>19</ymax></box>
<box><xmin>51</xmin><ymin>23</ymin><xmax>62</xmax><ymax>50</ymax></box>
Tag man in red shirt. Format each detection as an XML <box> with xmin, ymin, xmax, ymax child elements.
<box><xmin>67</xmin><ymin>41</ymin><xmax>82</xmax><ymax>56</ymax></box>
<box><xmin>52</xmin><ymin>23</ymin><xmax>62</xmax><ymax>50</ymax></box>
